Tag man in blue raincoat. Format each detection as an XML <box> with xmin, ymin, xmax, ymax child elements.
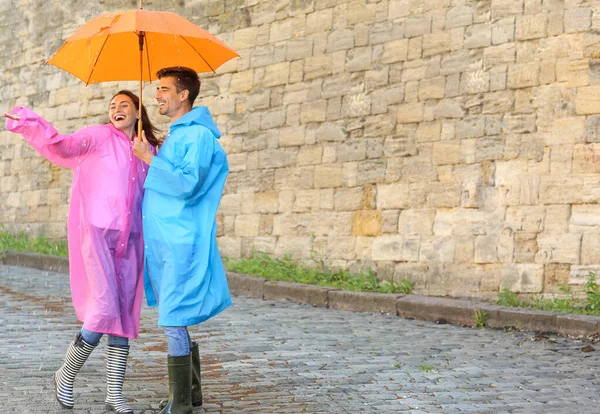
<box><xmin>133</xmin><ymin>66</ymin><xmax>231</xmax><ymax>414</ymax></box>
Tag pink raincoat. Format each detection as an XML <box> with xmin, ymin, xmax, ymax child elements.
<box><xmin>6</xmin><ymin>106</ymin><xmax>149</xmax><ymax>338</ymax></box>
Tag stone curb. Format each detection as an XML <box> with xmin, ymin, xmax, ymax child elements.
<box><xmin>3</xmin><ymin>250</ymin><xmax>600</xmax><ymax>339</ymax></box>
<box><xmin>1</xmin><ymin>250</ymin><xmax>69</xmax><ymax>273</ymax></box>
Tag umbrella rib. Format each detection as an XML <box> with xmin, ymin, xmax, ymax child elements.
<box><xmin>144</xmin><ymin>34</ymin><xmax>153</xmax><ymax>80</ymax></box>
<box><xmin>154</xmin><ymin>12</ymin><xmax>216</xmax><ymax>73</ymax></box>
<box><xmin>85</xmin><ymin>35</ymin><xmax>111</xmax><ymax>85</ymax></box>
<box><xmin>180</xmin><ymin>36</ymin><xmax>216</xmax><ymax>73</ymax></box>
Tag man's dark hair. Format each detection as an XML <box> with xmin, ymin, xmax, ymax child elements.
<box><xmin>156</xmin><ymin>67</ymin><xmax>201</xmax><ymax>106</ymax></box>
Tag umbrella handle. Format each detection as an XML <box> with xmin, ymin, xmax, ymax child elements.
<box><xmin>138</xmin><ymin>31</ymin><xmax>144</xmax><ymax>140</ymax></box>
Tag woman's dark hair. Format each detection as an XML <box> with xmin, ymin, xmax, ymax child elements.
<box><xmin>110</xmin><ymin>90</ymin><xmax>160</xmax><ymax>146</ymax></box>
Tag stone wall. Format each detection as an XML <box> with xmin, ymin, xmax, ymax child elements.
<box><xmin>2</xmin><ymin>0</ymin><xmax>600</xmax><ymax>299</ymax></box>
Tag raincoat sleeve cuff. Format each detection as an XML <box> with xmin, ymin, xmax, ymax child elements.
<box><xmin>144</xmin><ymin>156</ymin><xmax>173</xmax><ymax>191</ymax></box>
<box><xmin>5</xmin><ymin>107</ymin><xmax>30</xmax><ymax>132</ymax></box>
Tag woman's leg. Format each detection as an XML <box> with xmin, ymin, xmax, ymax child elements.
<box><xmin>80</xmin><ymin>328</ymin><xmax>103</xmax><ymax>346</ymax></box>
<box><xmin>107</xmin><ymin>335</ymin><xmax>129</xmax><ymax>346</ymax></box>
<box><xmin>105</xmin><ymin>335</ymin><xmax>133</xmax><ymax>414</ymax></box>
<box><xmin>54</xmin><ymin>329</ymin><xmax>98</xmax><ymax>409</ymax></box>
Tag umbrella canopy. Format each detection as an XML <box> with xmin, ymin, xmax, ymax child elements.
<box><xmin>47</xmin><ymin>9</ymin><xmax>238</xmax><ymax>85</ymax></box>
<box><xmin>46</xmin><ymin>5</ymin><xmax>237</xmax><ymax>137</ymax></box>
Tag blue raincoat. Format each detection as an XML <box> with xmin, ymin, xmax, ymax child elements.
<box><xmin>142</xmin><ymin>106</ymin><xmax>231</xmax><ymax>327</ymax></box>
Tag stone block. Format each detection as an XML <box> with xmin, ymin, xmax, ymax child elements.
<box><xmin>300</xmin><ymin>100</ymin><xmax>328</xmax><ymax>123</ymax></box>
<box><xmin>422</xmin><ymin>31</ymin><xmax>450</xmax><ymax>57</ymax></box>
<box><xmin>505</xmin><ymin>206</ymin><xmax>545</xmax><ymax>233</ymax></box>
<box><xmin>226</xmin><ymin>272</ymin><xmax>265</xmax><ymax>299</ymax></box>
<box><xmin>397</xmin><ymin>103</ymin><xmax>424</xmax><ymax>123</ymax></box>
<box><xmin>334</xmin><ymin>187</ymin><xmax>364</xmax><ymax>211</ymax></box>
<box><xmin>2</xmin><ymin>251</ymin><xmax>68</xmax><ymax>273</ymax></box>
<box><xmin>264</xmin><ymin>281</ymin><xmax>334</xmax><ymax>307</ymax></box>
<box><xmin>445</xmin><ymin>4</ymin><xmax>474</xmax><ymax>29</ymax></box>
<box><xmin>432</xmin><ymin>141</ymin><xmax>460</xmax><ymax>165</ymax></box>
<box><xmin>346</xmin><ymin>46</ymin><xmax>373</xmax><ymax>72</ymax></box>
<box><xmin>381</xmin><ymin>39</ymin><xmax>409</xmax><ymax>63</ymax></box>
<box><xmin>297</xmin><ymin>145</ymin><xmax>323</xmax><ymax>166</ymax></box>
<box><xmin>464</xmin><ymin>23</ymin><xmax>492</xmax><ymax>49</ymax></box>
<box><xmin>513</xmin><ymin>233</ymin><xmax>538</xmax><ymax>263</ymax></box>
<box><xmin>263</xmin><ymin>62</ymin><xmax>290</xmax><ymax>87</ymax></box>
<box><xmin>483</xmin><ymin>43</ymin><xmax>516</xmax><ymax>67</ymax></box>
<box><xmin>535</xmin><ymin>233</ymin><xmax>581</xmax><ymax>264</ymax></box>
<box><xmin>352</xmin><ymin>210</ymin><xmax>382</xmax><ymax>236</ymax></box>
<box><xmin>508</xmin><ymin>62</ymin><xmax>540</xmax><ymax>89</ymax></box>
<box><xmin>539</xmin><ymin>176</ymin><xmax>584</xmax><ymax>204</ymax></box>
<box><xmin>396</xmin><ymin>295</ymin><xmax>478</xmax><ymax>326</ymax></box>
<box><xmin>306</xmin><ymin>9</ymin><xmax>334</xmax><ymax>34</ymax></box>
<box><xmin>253</xmin><ymin>192</ymin><xmax>279</xmax><ymax>214</ymax></box>
<box><xmin>461</xmin><ymin>70</ymin><xmax>490</xmax><ymax>94</ymax></box>
<box><xmin>218</xmin><ymin>237</ymin><xmax>242</xmax><ymax>258</ymax></box>
<box><xmin>492</xmin><ymin>307</ymin><xmax>557</xmax><ymax>332</ymax></box>
<box><xmin>314</xmin><ymin>164</ymin><xmax>343</xmax><ymax>188</ymax></box>
<box><xmin>376</xmin><ymin>183</ymin><xmax>410</xmax><ymax>209</ymax></box>
<box><xmin>327</xmin><ymin>28</ymin><xmax>355</xmax><ymax>52</ymax></box>
<box><xmin>329</xmin><ymin>291</ymin><xmax>401</xmax><ymax>314</ymax></box>
<box><xmin>492</xmin><ymin>17</ymin><xmax>516</xmax><ymax>44</ymax></box>
<box><xmin>556</xmin><ymin>314</ymin><xmax>600</xmax><ymax>338</ymax></box>
<box><xmin>372</xmin><ymin>235</ymin><xmax>403</xmax><ymax>261</ymax></box>
<box><xmin>419</xmin><ymin>77</ymin><xmax>445</xmax><ymax>100</ymax></box>
<box><xmin>500</xmin><ymin>264</ymin><xmax>544</xmax><ymax>293</ymax></box>
<box><xmin>304</xmin><ymin>55</ymin><xmax>332</xmax><ymax>80</ymax></box>
<box><xmin>564</xmin><ymin>8</ymin><xmax>591</xmax><ymax>33</ymax></box>
<box><xmin>474</xmin><ymin>234</ymin><xmax>499</xmax><ymax>263</ymax></box>
<box><xmin>570</xmin><ymin>205</ymin><xmax>600</xmax><ymax>233</ymax></box>
<box><xmin>274</xmin><ymin>236</ymin><xmax>314</xmax><ymax>259</ymax></box>
<box><xmin>576</xmin><ymin>85</ymin><xmax>600</xmax><ymax>115</ymax></box>
<box><xmin>232</xmin><ymin>27</ymin><xmax>258</xmax><ymax>50</ymax></box>
<box><xmin>234</xmin><ymin>214</ymin><xmax>261</xmax><ymax>237</ymax></box>
<box><xmin>405</xmin><ymin>16</ymin><xmax>432</xmax><ymax>38</ymax></box>
<box><xmin>544</xmin><ymin>263</ymin><xmax>570</xmax><ymax>293</ymax></box>
<box><xmin>516</xmin><ymin>14</ymin><xmax>547</xmax><ymax>40</ymax></box>
<box><xmin>434</xmin><ymin>99</ymin><xmax>466</xmax><ymax>118</ymax></box>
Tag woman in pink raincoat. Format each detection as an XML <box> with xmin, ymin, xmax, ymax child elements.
<box><xmin>4</xmin><ymin>90</ymin><xmax>158</xmax><ymax>414</ymax></box>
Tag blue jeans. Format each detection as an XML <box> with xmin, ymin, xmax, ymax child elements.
<box><xmin>163</xmin><ymin>326</ymin><xmax>192</xmax><ymax>356</ymax></box>
<box><xmin>80</xmin><ymin>328</ymin><xmax>128</xmax><ymax>346</ymax></box>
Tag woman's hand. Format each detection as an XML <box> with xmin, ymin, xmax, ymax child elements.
<box><xmin>133</xmin><ymin>130</ymin><xmax>154</xmax><ymax>165</ymax></box>
<box><xmin>3</xmin><ymin>113</ymin><xmax>20</xmax><ymax>121</ymax></box>
<box><xmin>157</xmin><ymin>134</ymin><xmax>166</xmax><ymax>149</ymax></box>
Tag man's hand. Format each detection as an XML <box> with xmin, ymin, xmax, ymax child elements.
<box><xmin>3</xmin><ymin>113</ymin><xmax>20</xmax><ymax>121</ymax></box>
<box><xmin>133</xmin><ymin>130</ymin><xmax>154</xmax><ymax>165</ymax></box>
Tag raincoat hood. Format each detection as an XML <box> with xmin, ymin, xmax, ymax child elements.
<box><xmin>172</xmin><ymin>106</ymin><xmax>221</xmax><ymax>139</ymax></box>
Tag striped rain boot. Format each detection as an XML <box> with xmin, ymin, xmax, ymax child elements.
<box><xmin>54</xmin><ymin>332</ymin><xmax>97</xmax><ymax>409</ymax></box>
<box><xmin>105</xmin><ymin>345</ymin><xmax>134</xmax><ymax>414</ymax></box>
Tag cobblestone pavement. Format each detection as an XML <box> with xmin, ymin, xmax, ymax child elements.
<box><xmin>2</xmin><ymin>265</ymin><xmax>600</xmax><ymax>414</ymax></box>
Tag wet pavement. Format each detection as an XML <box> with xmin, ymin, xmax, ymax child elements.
<box><xmin>1</xmin><ymin>264</ymin><xmax>600</xmax><ymax>413</ymax></box>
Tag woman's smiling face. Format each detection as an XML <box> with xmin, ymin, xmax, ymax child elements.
<box><xmin>109</xmin><ymin>94</ymin><xmax>138</xmax><ymax>136</ymax></box>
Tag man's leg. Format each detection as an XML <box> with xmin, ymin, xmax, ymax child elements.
<box><xmin>158</xmin><ymin>327</ymin><xmax>193</xmax><ymax>414</ymax></box>
<box><xmin>186</xmin><ymin>331</ymin><xmax>203</xmax><ymax>407</ymax></box>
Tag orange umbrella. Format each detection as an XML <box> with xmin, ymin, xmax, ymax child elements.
<box><xmin>46</xmin><ymin>0</ymin><xmax>238</xmax><ymax>136</ymax></box>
